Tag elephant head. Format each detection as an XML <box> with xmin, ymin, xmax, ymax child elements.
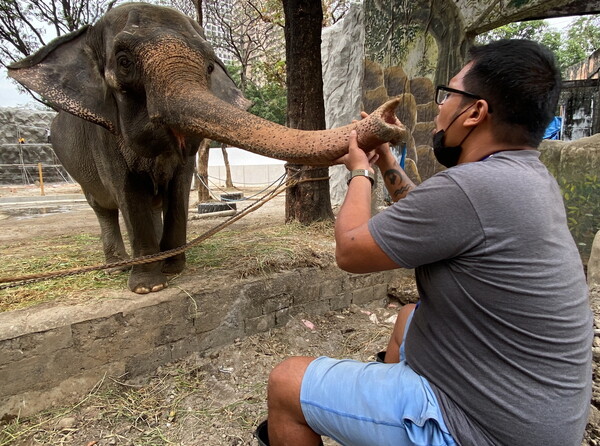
<box><xmin>8</xmin><ymin>2</ymin><xmax>406</xmax><ymax>165</ymax></box>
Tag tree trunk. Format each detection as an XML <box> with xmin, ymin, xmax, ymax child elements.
<box><xmin>196</xmin><ymin>139</ymin><xmax>211</xmax><ymax>203</ymax></box>
<box><xmin>283</xmin><ymin>0</ymin><xmax>333</xmax><ymax>224</ymax></box>
<box><xmin>221</xmin><ymin>143</ymin><xmax>234</xmax><ymax>188</ymax></box>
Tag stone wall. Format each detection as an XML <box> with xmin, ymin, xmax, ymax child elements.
<box><xmin>0</xmin><ymin>265</ymin><xmax>410</xmax><ymax>418</ymax></box>
<box><xmin>539</xmin><ymin>134</ymin><xmax>600</xmax><ymax>265</ymax></box>
<box><xmin>564</xmin><ymin>48</ymin><xmax>600</xmax><ymax>81</ymax></box>
<box><xmin>0</xmin><ymin>107</ymin><xmax>68</xmax><ymax>185</ymax></box>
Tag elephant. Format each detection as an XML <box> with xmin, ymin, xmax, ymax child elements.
<box><xmin>8</xmin><ymin>3</ymin><xmax>406</xmax><ymax>294</ymax></box>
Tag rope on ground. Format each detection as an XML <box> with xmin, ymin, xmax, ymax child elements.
<box><xmin>196</xmin><ymin>171</ymin><xmax>289</xmax><ymax>201</ymax></box>
<box><xmin>0</xmin><ymin>171</ymin><xmax>330</xmax><ymax>290</ymax></box>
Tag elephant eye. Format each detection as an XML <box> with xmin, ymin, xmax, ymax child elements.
<box><xmin>117</xmin><ymin>55</ymin><xmax>133</xmax><ymax>70</ymax></box>
<box><xmin>207</xmin><ymin>63</ymin><xmax>214</xmax><ymax>74</ymax></box>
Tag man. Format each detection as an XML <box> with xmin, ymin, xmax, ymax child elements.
<box><xmin>265</xmin><ymin>39</ymin><xmax>592</xmax><ymax>446</ymax></box>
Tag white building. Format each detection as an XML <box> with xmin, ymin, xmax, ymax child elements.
<box><xmin>202</xmin><ymin>0</ymin><xmax>235</xmax><ymax>65</ymax></box>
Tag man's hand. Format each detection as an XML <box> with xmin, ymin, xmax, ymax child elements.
<box><xmin>335</xmin><ymin>130</ymin><xmax>379</xmax><ymax>173</ymax></box>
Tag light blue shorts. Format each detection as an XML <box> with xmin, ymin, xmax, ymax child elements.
<box><xmin>299</xmin><ymin>310</ymin><xmax>456</xmax><ymax>446</ymax></box>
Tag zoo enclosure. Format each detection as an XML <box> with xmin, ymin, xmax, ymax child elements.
<box><xmin>0</xmin><ymin>108</ymin><xmax>72</xmax><ymax>186</ymax></box>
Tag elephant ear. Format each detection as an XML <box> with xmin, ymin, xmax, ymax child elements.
<box><xmin>8</xmin><ymin>26</ymin><xmax>117</xmax><ymax>134</ymax></box>
<box><xmin>210</xmin><ymin>59</ymin><xmax>252</xmax><ymax>111</ymax></box>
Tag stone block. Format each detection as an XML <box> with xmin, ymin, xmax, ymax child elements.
<box><xmin>244</xmin><ymin>313</ymin><xmax>276</xmax><ymax>335</ymax></box>
<box><xmin>0</xmin><ymin>325</ymin><xmax>73</xmax><ymax>366</ymax></box>
<box><xmin>416</xmin><ymin>101</ymin><xmax>438</xmax><ymax>123</ymax></box>
<box><xmin>124</xmin><ymin>344</ymin><xmax>172</xmax><ymax>379</ymax></box>
<box><xmin>318</xmin><ymin>275</ymin><xmax>346</xmax><ymax>298</ymax></box>
<box><xmin>291</xmin><ymin>283</ymin><xmax>321</xmax><ymax>305</ymax></box>
<box><xmin>329</xmin><ymin>293</ymin><xmax>353</xmax><ymax>311</ymax></box>
<box><xmin>275</xmin><ymin>308</ymin><xmax>292</xmax><ymax>328</ymax></box>
<box><xmin>264</xmin><ymin>294</ymin><xmax>292</xmax><ymax>314</ymax></box>
<box><xmin>394</xmin><ymin>93</ymin><xmax>417</xmax><ymax>133</ymax></box>
<box><xmin>351</xmin><ymin>287</ymin><xmax>375</xmax><ymax>305</ymax></box>
<box><xmin>363</xmin><ymin>59</ymin><xmax>384</xmax><ymax>92</ymax></box>
<box><xmin>362</xmin><ymin>86</ymin><xmax>389</xmax><ymax>114</ymax></box>
<box><xmin>384</xmin><ymin>66</ymin><xmax>408</xmax><ymax>97</ymax></box>
<box><xmin>413</xmin><ymin>122</ymin><xmax>435</xmax><ymax>147</ymax></box>
<box><xmin>410</xmin><ymin>77</ymin><xmax>435</xmax><ymax>105</ymax></box>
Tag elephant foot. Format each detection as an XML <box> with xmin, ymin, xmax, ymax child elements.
<box><xmin>128</xmin><ymin>270</ymin><xmax>168</xmax><ymax>294</ymax></box>
<box><xmin>105</xmin><ymin>254</ymin><xmax>131</xmax><ymax>275</ymax></box>
<box><xmin>132</xmin><ymin>282</ymin><xmax>167</xmax><ymax>294</ymax></box>
<box><xmin>106</xmin><ymin>264</ymin><xmax>131</xmax><ymax>275</ymax></box>
<box><xmin>162</xmin><ymin>256</ymin><xmax>186</xmax><ymax>275</ymax></box>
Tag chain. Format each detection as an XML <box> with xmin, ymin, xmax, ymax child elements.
<box><xmin>0</xmin><ymin>172</ymin><xmax>330</xmax><ymax>290</ymax></box>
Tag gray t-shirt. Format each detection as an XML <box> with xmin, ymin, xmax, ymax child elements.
<box><xmin>368</xmin><ymin>150</ymin><xmax>593</xmax><ymax>446</ymax></box>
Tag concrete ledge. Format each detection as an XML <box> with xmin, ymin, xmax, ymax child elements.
<box><xmin>0</xmin><ymin>265</ymin><xmax>411</xmax><ymax>418</ymax></box>
<box><xmin>0</xmin><ymin>194</ymin><xmax>86</xmax><ymax>205</ymax></box>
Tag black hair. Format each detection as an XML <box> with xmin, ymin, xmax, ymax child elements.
<box><xmin>462</xmin><ymin>39</ymin><xmax>561</xmax><ymax>147</ymax></box>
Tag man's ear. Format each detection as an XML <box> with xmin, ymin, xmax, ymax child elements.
<box><xmin>464</xmin><ymin>100</ymin><xmax>489</xmax><ymax>127</ymax></box>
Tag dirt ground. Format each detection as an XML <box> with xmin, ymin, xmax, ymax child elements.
<box><xmin>0</xmin><ymin>183</ymin><xmax>599</xmax><ymax>446</ymax></box>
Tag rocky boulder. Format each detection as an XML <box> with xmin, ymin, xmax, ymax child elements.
<box><xmin>539</xmin><ymin>134</ymin><xmax>600</xmax><ymax>266</ymax></box>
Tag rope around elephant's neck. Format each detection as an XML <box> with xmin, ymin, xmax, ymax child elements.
<box><xmin>0</xmin><ymin>173</ymin><xmax>330</xmax><ymax>290</ymax></box>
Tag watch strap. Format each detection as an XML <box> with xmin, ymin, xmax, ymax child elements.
<box><xmin>347</xmin><ymin>169</ymin><xmax>375</xmax><ymax>186</ymax></box>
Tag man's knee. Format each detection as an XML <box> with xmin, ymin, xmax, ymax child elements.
<box><xmin>268</xmin><ymin>356</ymin><xmax>314</xmax><ymax>409</ymax></box>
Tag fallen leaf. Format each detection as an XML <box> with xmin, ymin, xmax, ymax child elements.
<box><xmin>302</xmin><ymin>319</ymin><xmax>316</xmax><ymax>330</ymax></box>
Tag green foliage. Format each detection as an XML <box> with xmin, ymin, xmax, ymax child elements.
<box><xmin>560</xmin><ymin>16</ymin><xmax>600</xmax><ymax>69</ymax></box>
<box><xmin>559</xmin><ymin>174</ymin><xmax>600</xmax><ymax>264</ymax></box>
<box><xmin>226</xmin><ymin>62</ymin><xmax>287</xmax><ymax>125</ymax></box>
<box><xmin>245</xmin><ymin>81</ymin><xmax>287</xmax><ymax>125</ymax></box>
<box><xmin>476</xmin><ymin>20</ymin><xmax>549</xmax><ymax>43</ymax></box>
<box><xmin>476</xmin><ymin>16</ymin><xmax>600</xmax><ymax>74</ymax></box>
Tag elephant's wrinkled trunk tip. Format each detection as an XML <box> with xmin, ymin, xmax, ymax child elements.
<box><xmin>371</xmin><ymin>97</ymin><xmax>409</xmax><ymax>146</ymax></box>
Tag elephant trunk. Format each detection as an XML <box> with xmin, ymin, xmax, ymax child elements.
<box><xmin>143</xmin><ymin>40</ymin><xmax>408</xmax><ymax>166</ymax></box>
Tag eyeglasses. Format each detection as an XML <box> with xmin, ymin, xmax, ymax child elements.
<box><xmin>435</xmin><ymin>85</ymin><xmax>482</xmax><ymax>106</ymax></box>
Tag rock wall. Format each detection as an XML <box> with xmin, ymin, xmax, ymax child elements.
<box><xmin>0</xmin><ymin>265</ymin><xmax>410</xmax><ymax>418</ymax></box>
<box><xmin>0</xmin><ymin>107</ymin><xmax>55</xmax><ymax>146</ymax></box>
<box><xmin>0</xmin><ymin>107</ymin><xmax>67</xmax><ymax>185</ymax></box>
<box><xmin>322</xmin><ymin>2</ymin><xmax>366</xmax><ymax>207</ymax></box>
<box><xmin>539</xmin><ymin>135</ymin><xmax>600</xmax><ymax>265</ymax></box>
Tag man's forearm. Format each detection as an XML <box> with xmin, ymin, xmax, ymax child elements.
<box><xmin>376</xmin><ymin>152</ymin><xmax>415</xmax><ymax>202</ymax></box>
<box><xmin>335</xmin><ymin>175</ymin><xmax>373</xmax><ymax>237</ymax></box>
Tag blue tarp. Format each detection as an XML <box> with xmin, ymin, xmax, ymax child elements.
<box><xmin>544</xmin><ymin>117</ymin><xmax>562</xmax><ymax>140</ymax></box>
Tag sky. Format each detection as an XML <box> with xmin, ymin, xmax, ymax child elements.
<box><xmin>0</xmin><ymin>16</ymin><xmax>580</xmax><ymax>108</ymax></box>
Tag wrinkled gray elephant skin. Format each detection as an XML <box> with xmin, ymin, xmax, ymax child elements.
<box><xmin>9</xmin><ymin>3</ymin><xmax>406</xmax><ymax>294</ymax></box>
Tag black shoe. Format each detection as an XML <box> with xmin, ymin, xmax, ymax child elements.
<box><xmin>255</xmin><ymin>420</ymin><xmax>270</xmax><ymax>446</ymax></box>
<box><xmin>254</xmin><ymin>420</ymin><xmax>324</xmax><ymax>445</ymax></box>
<box><xmin>376</xmin><ymin>350</ymin><xmax>386</xmax><ymax>362</ymax></box>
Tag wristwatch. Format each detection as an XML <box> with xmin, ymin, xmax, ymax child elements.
<box><xmin>347</xmin><ymin>169</ymin><xmax>375</xmax><ymax>186</ymax></box>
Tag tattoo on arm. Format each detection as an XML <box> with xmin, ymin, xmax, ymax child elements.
<box><xmin>383</xmin><ymin>169</ymin><xmax>402</xmax><ymax>185</ymax></box>
<box><xmin>393</xmin><ymin>185</ymin><xmax>412</xmax><ymax>199</ymax></box>
<box><xmin>383</xmin><ymin>168</ymin><xmax>414</xmax><ymax>200</ymax></box>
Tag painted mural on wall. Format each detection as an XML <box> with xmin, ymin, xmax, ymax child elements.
<box><xmin>362</xmin><ymin>0</ymin><xmax>468</xmax><ymax>183</ymax></box>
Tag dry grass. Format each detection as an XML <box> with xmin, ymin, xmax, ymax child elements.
<box><xmin>0</xmin><ymin>219</ymin><xmax>335</xmax><ymax>313</ymax></box>
<box><xmin>0</xmin><ymin>302</ymin><xmax>396</xmax><ymax>446</ymax></box>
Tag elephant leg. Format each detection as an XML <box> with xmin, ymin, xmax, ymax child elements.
<box><xmin>161</xmin><ymin>165</ymin><xmax>194</xmax><ymax>275</ymax></box>
<box><xmin>119</xmin><ymin>191</ymin><xmax>168</xmax><ymax>294</ymax></box>
<box><xmin>91</xmin><ymin>204</ymin><xmax>130</xmax><ymax>274</ymax></box>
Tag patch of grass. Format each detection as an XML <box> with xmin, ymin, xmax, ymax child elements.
<box><xmin>0</xmin><ymin>220</ymin><xmax>336</xmax><ymax>313</ymax></box>
<box><xmin>0</xmin><ymin>233</ymin><xmax>127</xmax><ymax>312</ymax></box>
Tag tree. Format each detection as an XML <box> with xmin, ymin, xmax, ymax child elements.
<box><xmin>322</xmin><ymin>0</ymin><xmax>349</xmax><ymax>26</ymax></box>
<box><xmin>475</xmin><ymin>20</ymin><xmax>549</xmax><ymax>43</ymax></box>
<box><xmin>283</xmin><ymin>0</ymin><xmax>334</xmax><ymax>224</ymax></box>
<box><xmin>226</xmin><ymin>62</ymin><xmax>287</xmax><ymax>125</ymax></box>
<box><xmin>475</xmin><ymin>16</ymin><xmax>600</xmax><ymax>73</ymax></box>
<box><xmin>559</xmin><ymin>16</ymin><xmax>600</xmax><ymax>69</ymax></box>
<box><xmin>203</xmin><ymin>0</ymin><xmax>284</xmax><ymax>93</ymax></box>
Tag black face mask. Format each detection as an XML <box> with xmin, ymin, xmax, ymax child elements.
<box><xmin>433</xmin><ymin>104</ymin><xmax>476</xmax><ymax>168</ymax></box>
